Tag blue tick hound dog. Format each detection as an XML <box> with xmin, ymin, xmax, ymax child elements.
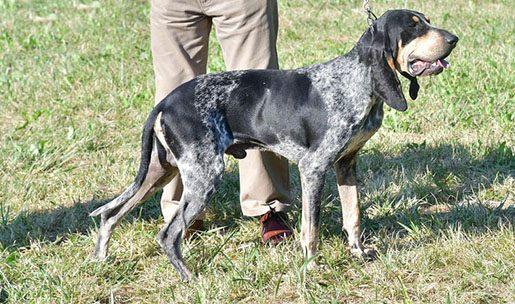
<box><xmin>90</xmin><ymin>10</ymin><xmax>458</xmax><ymax>281</ymax></box>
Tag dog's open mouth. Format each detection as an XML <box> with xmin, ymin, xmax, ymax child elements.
<box><xmin>408</xmin><ymin>58</ymin><xmax>450</xmax><ymax>77</ymax></box>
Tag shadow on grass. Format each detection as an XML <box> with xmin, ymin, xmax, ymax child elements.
<box><xmin>0</xmin><ymin>171</ymin><xmax>241</xmax><ymax>251</ymax></box>
<box><xmin>317</xmin><ymin>141</ymin><xmax>514</xmax><ymax>239</ymax></box>
<box><xmin>0</xmin><ymin>196</ymin><xmax>113</xmax><ymax>250</ymax></box>
<box><xmin>1</xmin><ymin>142</ymin><xmax>513</xmax><ymax>250</ymax></box>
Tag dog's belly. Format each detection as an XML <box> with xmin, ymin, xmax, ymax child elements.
<box><xmin>226</xmin><ymin>102</ymin><xmax>384</xmax><ymax>164</ymax></box>
<box><xmin>269</xmin><ymin>139</ymin><xmax>309</xmax><ymax>162</ymax></box>
<box><xmin>225</xmin><ymin>137</ymin><xmax>308</xmax><ymax>163</ymax></box>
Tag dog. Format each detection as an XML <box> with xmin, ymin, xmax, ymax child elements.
<box><xmin>90</xmin><ymin>9</ymin><xmax>458</xmax><ymax>281</ymax></box>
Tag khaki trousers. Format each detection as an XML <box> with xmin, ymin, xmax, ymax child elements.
<box><xmin>151</xmin><ymin>0</ymin><xmax>290</xmax><ymax>222</ymax></box>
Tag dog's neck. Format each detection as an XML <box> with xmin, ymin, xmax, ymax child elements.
<box><xmin>297</xmin><ymin>46</ymin><xmax>384</xmax><ymax>144</ymax></box>
<box><xmin>300</xmin><ymin>46</ymin><xmax>379</xmax><ymax>110</ymax></box>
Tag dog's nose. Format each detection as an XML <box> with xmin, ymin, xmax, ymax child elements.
<box><xmin>445</xmin><ymin>33</ymin><xmax>459</xmax><ymax>46</ymax></box>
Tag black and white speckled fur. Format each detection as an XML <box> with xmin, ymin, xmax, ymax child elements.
<box><xmin>90</xmin><ymin>9</ymin><xmax>458</xmax><ymax>281</ymax></box>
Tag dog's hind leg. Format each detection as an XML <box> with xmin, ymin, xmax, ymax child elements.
<box><xmin>92</xmin><ymin>140</ymin><xmax>178</xmax><ymax>260</ymax></box>
<box><xmin>334</xmin><ymin>155</ymin><xmax>376</xmax><ymax>260</ymax></box>
<box><xmin>298</xmin><ymin>160</ymin><xmax>327</xmax><ymax>270</ymax></box>
<box><xmin>157</xmin><ymin>154</ymin><xmax>225</xmax><ymax>281</ymax></box>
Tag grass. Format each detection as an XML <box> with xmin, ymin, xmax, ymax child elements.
<box><xmin>0</xmin><ymin>0</ymin><xmax>514</xmax><ymax>302</ymax></box>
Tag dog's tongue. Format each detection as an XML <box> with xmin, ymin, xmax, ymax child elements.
<box><xmin>411</xmin><ymin>58</ymin><xmax>451</xmax><ymax>76</ymax></box>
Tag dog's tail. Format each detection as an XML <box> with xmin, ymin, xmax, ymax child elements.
<box><xmin>90</xmin><ymin>106</ymin><xmax>161</xmax><ymax>217</ymax></box>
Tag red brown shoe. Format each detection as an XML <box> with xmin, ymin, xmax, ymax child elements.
<box><xmin>260</xmin><ymin>211</ymin><xmax>292</xmax><ymax>245</ymax></box>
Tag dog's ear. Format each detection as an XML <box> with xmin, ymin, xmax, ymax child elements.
<box><xmin>359</xmin><ymin>23</ymin><xmax>408</xmax><ymax>111</ymax></box>
<box><xmin>371</xmin><ymin>50</ymin><xmax>408</xmax><ymax>111</ymax></box>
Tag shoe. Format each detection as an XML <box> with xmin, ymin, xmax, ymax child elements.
<box><xmin>260</xmin><ymin>211</ymin><xmax>292</xmax><ymax>245</ymax></box>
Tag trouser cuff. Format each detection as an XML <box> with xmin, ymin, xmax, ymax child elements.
<box><xmin>240</xmin><ymin>199</ymin><xmax>291</xmax><ymax>217</ymax></box>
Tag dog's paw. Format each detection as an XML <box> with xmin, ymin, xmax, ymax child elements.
<box><xmin>179</xmin><ymin>268</ymin><xmax>194</xmax><ymax>282</ymax></box>
<box><xmin>90</xmin><ymin>246</ymin><xmax>108</xmax><ymax>261</ymax></box>
<box><xmin>90</xmin><ymin>252</ymin><xmax>107</xmax><ymax>261</ymax></box>
<box><xmin>350</xmin><ymin>245</ymin><xmax>378</xmax><ymax>261</ymax></box>
<box><xmin>302</xmin><ymin>260</ymin><xmax>330</xmax><ymax>273</ymax></box>
<box><xmin>306</xmin><ymin>260</ymin><xmax>318</xmax><ymax>271</ymax></box>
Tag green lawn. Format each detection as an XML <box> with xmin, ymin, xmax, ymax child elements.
<box><xmin>1</xmin><ymin>0</ymin><xmax>514</xmax><ymax>303</ymax></box>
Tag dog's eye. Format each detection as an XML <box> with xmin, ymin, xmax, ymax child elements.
<box><xmin>410</xmin><ymin>16</ymin><xmax>420</xmax><ymax>27</ymax></box>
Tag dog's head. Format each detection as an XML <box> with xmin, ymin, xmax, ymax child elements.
<box><xmin>358</xmin><ymin>9</ymin><xmax>458</xmax><ymax>111</ymax></box>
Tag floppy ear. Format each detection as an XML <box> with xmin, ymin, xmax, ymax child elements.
<box><xmin>359</xmin><ymin>20</ymin><xmax>408</xmax><ymax>111</ymax></box>
<box><xmin>371</xmin><ymin>51</ymin><xmax>408</xmax><ymax>111</ymax></box>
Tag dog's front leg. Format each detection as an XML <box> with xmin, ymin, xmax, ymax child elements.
<box><xmin>298</xmin><ymin>163</ymin><xmax>326</xmax><ymax>270</ymax></box>
<box><xmin>334</xmin><ymin>155</ymin><xmax>376</xmax><ymax>259</ymax></box>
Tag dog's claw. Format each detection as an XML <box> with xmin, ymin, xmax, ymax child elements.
<box><xmin>90</xmin><ymin>250</ymin><xmax>107</xmax><ymax>261</ymax></box>
<box><xmin>362</xmin><ymin>247</ymin><xmax>378</xmax><ymax>260</ymax></box>
<box><xmin>350</xmin><ymin>246</ymin><xmax>378</xmax><ymax>261</ymax></box>
<box><xmin>306</xmin><ymin>260</ymin><xmax>318</xmax><ymax>271</ymax></box>
<box><xmin>179</xmin><ymin>269</ymin><xmax>194</xmax><ymax>282</ymax></box>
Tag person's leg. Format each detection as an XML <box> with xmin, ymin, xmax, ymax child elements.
<box><xmin>208</xmin><ymin>0</ymin><xmax>291</xmax><ymax>225</ymax></box>
<box><xmin>151</xmin><ymin>0</ymin><xmax>211</xmax><ymax>222</ymax></box>
<box><xmin>238</xmin><ymin>151</ymin><xmax>290</xmax><ymax>217</ymax></box>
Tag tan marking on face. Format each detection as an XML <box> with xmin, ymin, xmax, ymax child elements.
<box><xmin>424</xmin><ymin>15</ymin><xmax>431</xmax><ymax>23</ymax></box>
<box><xmin>396</xmin><ymin>30</ymin><xmax>447</xmax><ymax>73</ymax></box>
<box><xmin>396</xmin><ymin>40</ymin><xmax>406</xmax><ymax>71</ymax></box>
<box><xmin>386</xmin><ymin>56</ymin><xmax>396</xmax><ymax>70</ymax></box>
<box><xmin>412</xmin><ymin>16</ymin><xmax>420</xmax><ymax>23</ymax></box>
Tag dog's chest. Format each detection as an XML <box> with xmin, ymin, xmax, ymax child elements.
<box><xmin>338</xmin><ymin>101</ymin><xmax>384</xmax><ymax>158</ymax></box>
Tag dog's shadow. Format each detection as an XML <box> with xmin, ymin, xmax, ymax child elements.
<box><xmin>315</xmin><ymin>141</ymin><xmax>514</xmax><ymax>240</ymax></box>
<box><xmin>1</xmin><ymin>142</ymin><xmax>513</xmax><ymax>250</ymax></box>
